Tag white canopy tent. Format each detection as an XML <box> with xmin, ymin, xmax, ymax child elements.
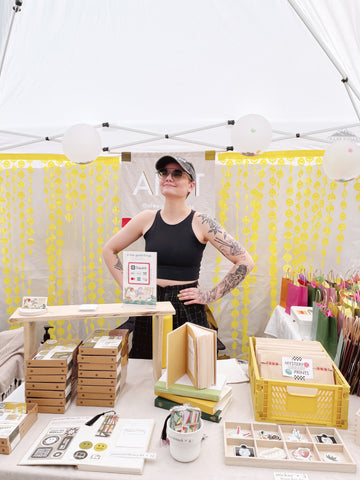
<box><xmin>0</xmin><ymin>0</ymin><xmax>360</xmax><ymax>153</ymax></box>
<box><xmin>0</xmin><ymin>0</ymin><xmax>359</xmax><ymax>356</ymax></box>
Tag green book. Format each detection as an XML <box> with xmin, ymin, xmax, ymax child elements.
<box><xmin>154</xmin><ymin>396</ymin><xmax>223</xmax><ymax>423</ymax></box>
<box><xmin>154</xmin><ymin>371</ymin><xmax>226</xmax><ymax>402</ymax></box>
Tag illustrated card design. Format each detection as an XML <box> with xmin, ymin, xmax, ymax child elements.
<box><xmin>123</xmin><ymin>251</ymin><xmax>157</xmax><ymax>305</ymax></box>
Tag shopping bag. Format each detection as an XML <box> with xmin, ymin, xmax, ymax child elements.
<box><xmin>285</xmin><ymin>281</ymin><xmax>308</xmax><ymax>315</ymax></box>
<box><xmin>310</xmin><ymin>302</ymin><xmax>319</xmax><ymax>341</ymax></box>
<box><xmin>307</xmin><ymin>281</ymin><xmax>322</xmax><ymax>307</ymax></box>
<box><xmin>315</xmin><ymin>307</ymin><xmax>338</xmax><ymax>360</ymax></box>
<box><xmin>280</xmin><ymin>276</ymin><xmax>290</xmax><ymax>308</ymax></box>
<box><xmin>319</xmin><ymin>281</ymin><xmax>337</xmax><ymax>307</ymax></box>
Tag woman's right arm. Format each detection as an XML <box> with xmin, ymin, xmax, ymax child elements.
<box><xmin>102</xmin><ymin>210</ymin><xmax>154</xmax><ymax>289</ymax></box>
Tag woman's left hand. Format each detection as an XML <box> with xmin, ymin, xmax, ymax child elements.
<box><xmin>178</xmin><ymin>286</ymin><xmax>210</xmax><ymax>305</ymax></box>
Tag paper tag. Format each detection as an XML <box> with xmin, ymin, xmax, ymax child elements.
<box><xmin>79</xmin><ymin>304</ymin><xmax>98</xmax><ymax>311</ymax></box>
<box><xmin>282</xmin><ymin>357</ymin><xmax>313</xmax><ymax>380</ymax></box>
<box><xmin>110</xmin><ymin>451</ymin><xmax>156</xmax><ymax>460</ymax></box>
<box><xmin>274</xmin><ymin>473</ymin><xmax>309</xmax><ymax>480</ymax></box>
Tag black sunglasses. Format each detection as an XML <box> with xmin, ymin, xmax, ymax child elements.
<box><xmin>156</xmin><ymin>168</ymin><xmax>191</xmax><ymax>179</ymax></box>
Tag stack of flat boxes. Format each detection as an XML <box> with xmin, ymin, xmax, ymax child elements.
<box><xmin>76</xmin><ymin>329</ymin><xmax>129</xmax><ymax>407</ymax></box>
<box><xmin>25</xmin><ymin>339</ymin><xmax>81</xmax><ymax>414</ymax></box>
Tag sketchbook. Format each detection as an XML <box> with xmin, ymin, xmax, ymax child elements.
<box><xmin>167</xmin><ymin>322</ymin><xmax>217</xmax><ymax>389</ymax></box>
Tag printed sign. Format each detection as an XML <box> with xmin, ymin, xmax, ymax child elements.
<box><xmin>123</xmin><ymin>251</ymin><xmax>157</xmax><ymax>305</ymax></box>
<box><xmin>282</xmin><ymin>356</ymin><xmax>313</xmax><ymax>381</ymax></box>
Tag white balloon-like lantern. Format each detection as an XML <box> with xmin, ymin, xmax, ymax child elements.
<box><xmin>231</xmin><ymin>114</ymin><xmax>272</xmax><ymax>156</ymax></box>
<box><xmin>62</xmin><ymin>124</ymin><xmax>102</xmax><ymax>164</ymax></box>
<box><xmin>323</xmin><ymin>140</ymin><xmax>360</xmax><ymax>182</ymax></box>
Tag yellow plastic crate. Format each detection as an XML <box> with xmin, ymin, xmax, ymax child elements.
<box><xmin>248</xmin><ymin>337</ymin><xmax>349</xmax><ymax>429</ymax></box>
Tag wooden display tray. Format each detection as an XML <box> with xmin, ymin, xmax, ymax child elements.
<box><xmin>37</xmin><ymin>402</ymin><xmax>71</xmax><ymax>414</ymax></box>
<box><xmin>78</xmin><ymin>369</ymin><xmax>119</xmax><ymax>379</ymax></box>
<box><xmin>26</xmin><ymin>365</ymin><xmax>71</xmax><ymax>375</ymax></box>
<box><xmin>25</xmin><ymin>388</ymin><xmax>71</xmax><ymax>399</ymax></box>
<box><xmin>76</xmin><ymin>397</ymin><xmax>118</xmax><ymax>407</ymax></box>
<box><xmin>78</xmin><ymin>361</ymin><xmax>119</xmax><ymax>371</ymax></box>
<box><xmin>25</xmin><ymin>396</ymin><xmax>69</xmax><ymax>406</ymax></box>
<box><xmin>78</xmin><ymin>376</ymin><xmax>119</xmax><ymax>386</ymax></box>
<box><xmin>0</xmin><ymin>403</ymin><xmax>38</xmax><ymax>454</ymax></box>
<box><xmin>224</xmin><ymin>421</ymin><xmax>356</xmax><ymax>472</ymax></box>
<box><xmin>77</xmin><ymin>384</ymin><xmax>119</xmax><ymax>394</ymax></box>
<box><xmin>25</xmin><ymin>372</ymin><xmax>71</xmax><ymax>383</ymax></box>
<box><xmin>77</xmin><ymin>353</ymin><xmax>121</xmax><ymax>364</ymax></box>
<box><xmin>26</xmin><ymin>339</ymin><xmax>81</xmax><ymax>368</ymax></box>
<box><xmin>25</xmin><ymin>378</ymin><xmax>71</xmax><ymax>390</ymax></box>
<box><xmin>79</xmin><ymin>329</ymin><xmax>129</xmax><ymax>356</ymax></box>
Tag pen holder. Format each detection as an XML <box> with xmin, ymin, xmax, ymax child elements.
<box><xmin>167</xmin><ymin>418</ymin><xmax>204</xmax><ymax>462</ymax></box>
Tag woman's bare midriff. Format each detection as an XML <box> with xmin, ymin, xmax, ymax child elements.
<box><xmin>157</xmin><ymin>278</ymin><xmax>198</xmax><ymax>287</ymax></box>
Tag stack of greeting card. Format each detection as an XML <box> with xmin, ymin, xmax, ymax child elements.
<box><xmin>255</xmin><ymin>337</ymin><xmax>335</xmax><ymax>385</ymax></box>
<box><xmin>76</xmin><ymin>329</ymin><xmax>129</xmax><ymax>407</ymax></box>
<box><xmin>25</xmin><ymin>338</ymin><xmax>81</xmax><ymax>413</ymax></box>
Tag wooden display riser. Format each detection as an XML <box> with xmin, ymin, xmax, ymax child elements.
<box><xmin>9</xmin><ymin>302</ymin><xmax>175</xmax><ymax>381</ymax></box>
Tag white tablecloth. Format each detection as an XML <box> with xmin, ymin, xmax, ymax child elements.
<box><xmin>264</xmin><ymin>305</ymin><xmax>303</xmax><ymax>340</ymax></box>
<box><xmin>2</xmin><ymin>359</ymin><xmax>360</xmax><ymax>480</ymax></box>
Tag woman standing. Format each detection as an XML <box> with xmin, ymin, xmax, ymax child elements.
<box><xmin>103</xmin><ymin>155</ymin><xmax>254</xmax><ymax>358</ymax></box>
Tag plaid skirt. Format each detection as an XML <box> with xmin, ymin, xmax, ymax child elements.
<box><xmin>128</xmin><ymin>282</ymin><xmax>209</xmax><ymax>359</ymax></box>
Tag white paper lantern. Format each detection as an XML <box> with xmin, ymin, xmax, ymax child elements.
<box><xmin>323</xmin><ymin>141</ymin><xmax>360</xmax><ymax>182</ymax></box>
<box><xmin>62</xmin><ymin>124</ymin><xmax>102</xmax><ymax>164</ymax></box>
<box><xmin>231</xmin><ymin>114</ymin><xmax>272</xmax><ymax>156</ymax></box>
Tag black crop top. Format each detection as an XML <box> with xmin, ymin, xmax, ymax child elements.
<box><xmin>144</xmin><ymin>210</ymin><xmax>206</xmax><ymax>281</ymax></box>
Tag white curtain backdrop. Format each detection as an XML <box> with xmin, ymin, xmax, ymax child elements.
<box><xmin>0</xmin><ymin>0</ymin><xmax>357</xmax><ymax>154</ymax></box>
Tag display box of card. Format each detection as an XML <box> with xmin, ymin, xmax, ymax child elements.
<box><xmin>26</xmin><ymin>383</ymin><xmax>75</xmax><ymax>413</ymax></box>
<box><xmin>26</xmin><ymin>338</ymin><xmax>81</xmax><ymax>369</ymax></box>
<box><xmin>25</xmin><ymin>338</ymin><xmax>81</xmax><ymax>413</ymax></box>
<box><xmin>76</xmin><ymin>376</ymin><xmax>125</xmax><ymax>407</ymax></box>
<box><xmin>0</xmin><ymin>402</ymin><xmax>38</xmax><ymax>454</ymax></box>
<box><xmin>25</xmin><ymin>338</ymin><xmax>81</xmax><ymax>383</ymax></box>
<box><xmin>76</xmin><ymin>361</ymin><xmax>127</xmax><ymax>407</ymax></box>
<box><xmin>78</xmin><ymin>328</ymin><xmax>129</xmax><ymax>357</ymax></box>
<box><xmin>77</xmin><ymin>354</ymin><xmax>126</xmax><ymax>378</ymax></box>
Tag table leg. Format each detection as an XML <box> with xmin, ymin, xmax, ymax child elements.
<box><xmin>23</xmin><ymin>322</ymin><xmax>37</xmax><ymax>360</ymax></box>
<box><xmin>152</xmin><ymin>314</ymin><xmax>163</xmax><ymax>382</ymax></box>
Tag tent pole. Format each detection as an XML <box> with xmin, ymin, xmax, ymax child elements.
<box><xmin>343</xmin><ymin>82</ymin><xmax>360</xmax><ymax>121</ymax></box>
<box><xmin>0</xmin><ymin>2</ymin><xmax>22</xmax><ymax>82</ymax></box>
<box><xmin>288</xmin><ymin>0</ymin><xmax>360</xmax><ymax>102</ymax></box>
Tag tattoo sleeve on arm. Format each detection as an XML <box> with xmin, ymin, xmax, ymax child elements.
<box><xmin>113</xmin><ymin>253</ymin><xmax>123</xmax><ymax>272</ymax></box>
<box><xmin>218</xmin><ymin>264</ymin><xmax>248</xmax><ymax>297</ymax></box>
<box><xmin>199</xmin><ymin>264</ymin><xmax>248</xmax><ymax>304</ymax></box>
<box><xmin>198</xmin><ymin>213</ymin><xmax>245</xmax><ymax>256</ymax></box>
<box><xmin>198</xmin><ymin>213</ymin><xmax>223</xmax><ymax>235</ymax></box>
<box><xmin>198</xmin><ymin>213</ymin><xmax>253</xmax><ymax>303</ymax></box>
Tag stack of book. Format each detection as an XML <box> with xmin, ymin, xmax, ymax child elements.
<box><xmin>76</xmin><ymin>329</ymin><xmax>129</xmax><ymax>407</ymax></box>
<box><xmin>154</xmin><ymin>370</ymin><xmax>232</xmax><ymax>423</ymax></box>
<box><xmin>25</xmin><ymin>338</ymin><xmax>81</xmax><ymax>413</ymax></box>
<box><xmin>154</xmin><ymin>322</ymin><xmax>232</xmax><ymax>422</ymax></box>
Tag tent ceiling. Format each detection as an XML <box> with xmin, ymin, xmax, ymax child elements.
<box><xmin>0</xmin><ymin>0</ymin><xmax>359</xmax><ymax>154</ymax></box>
